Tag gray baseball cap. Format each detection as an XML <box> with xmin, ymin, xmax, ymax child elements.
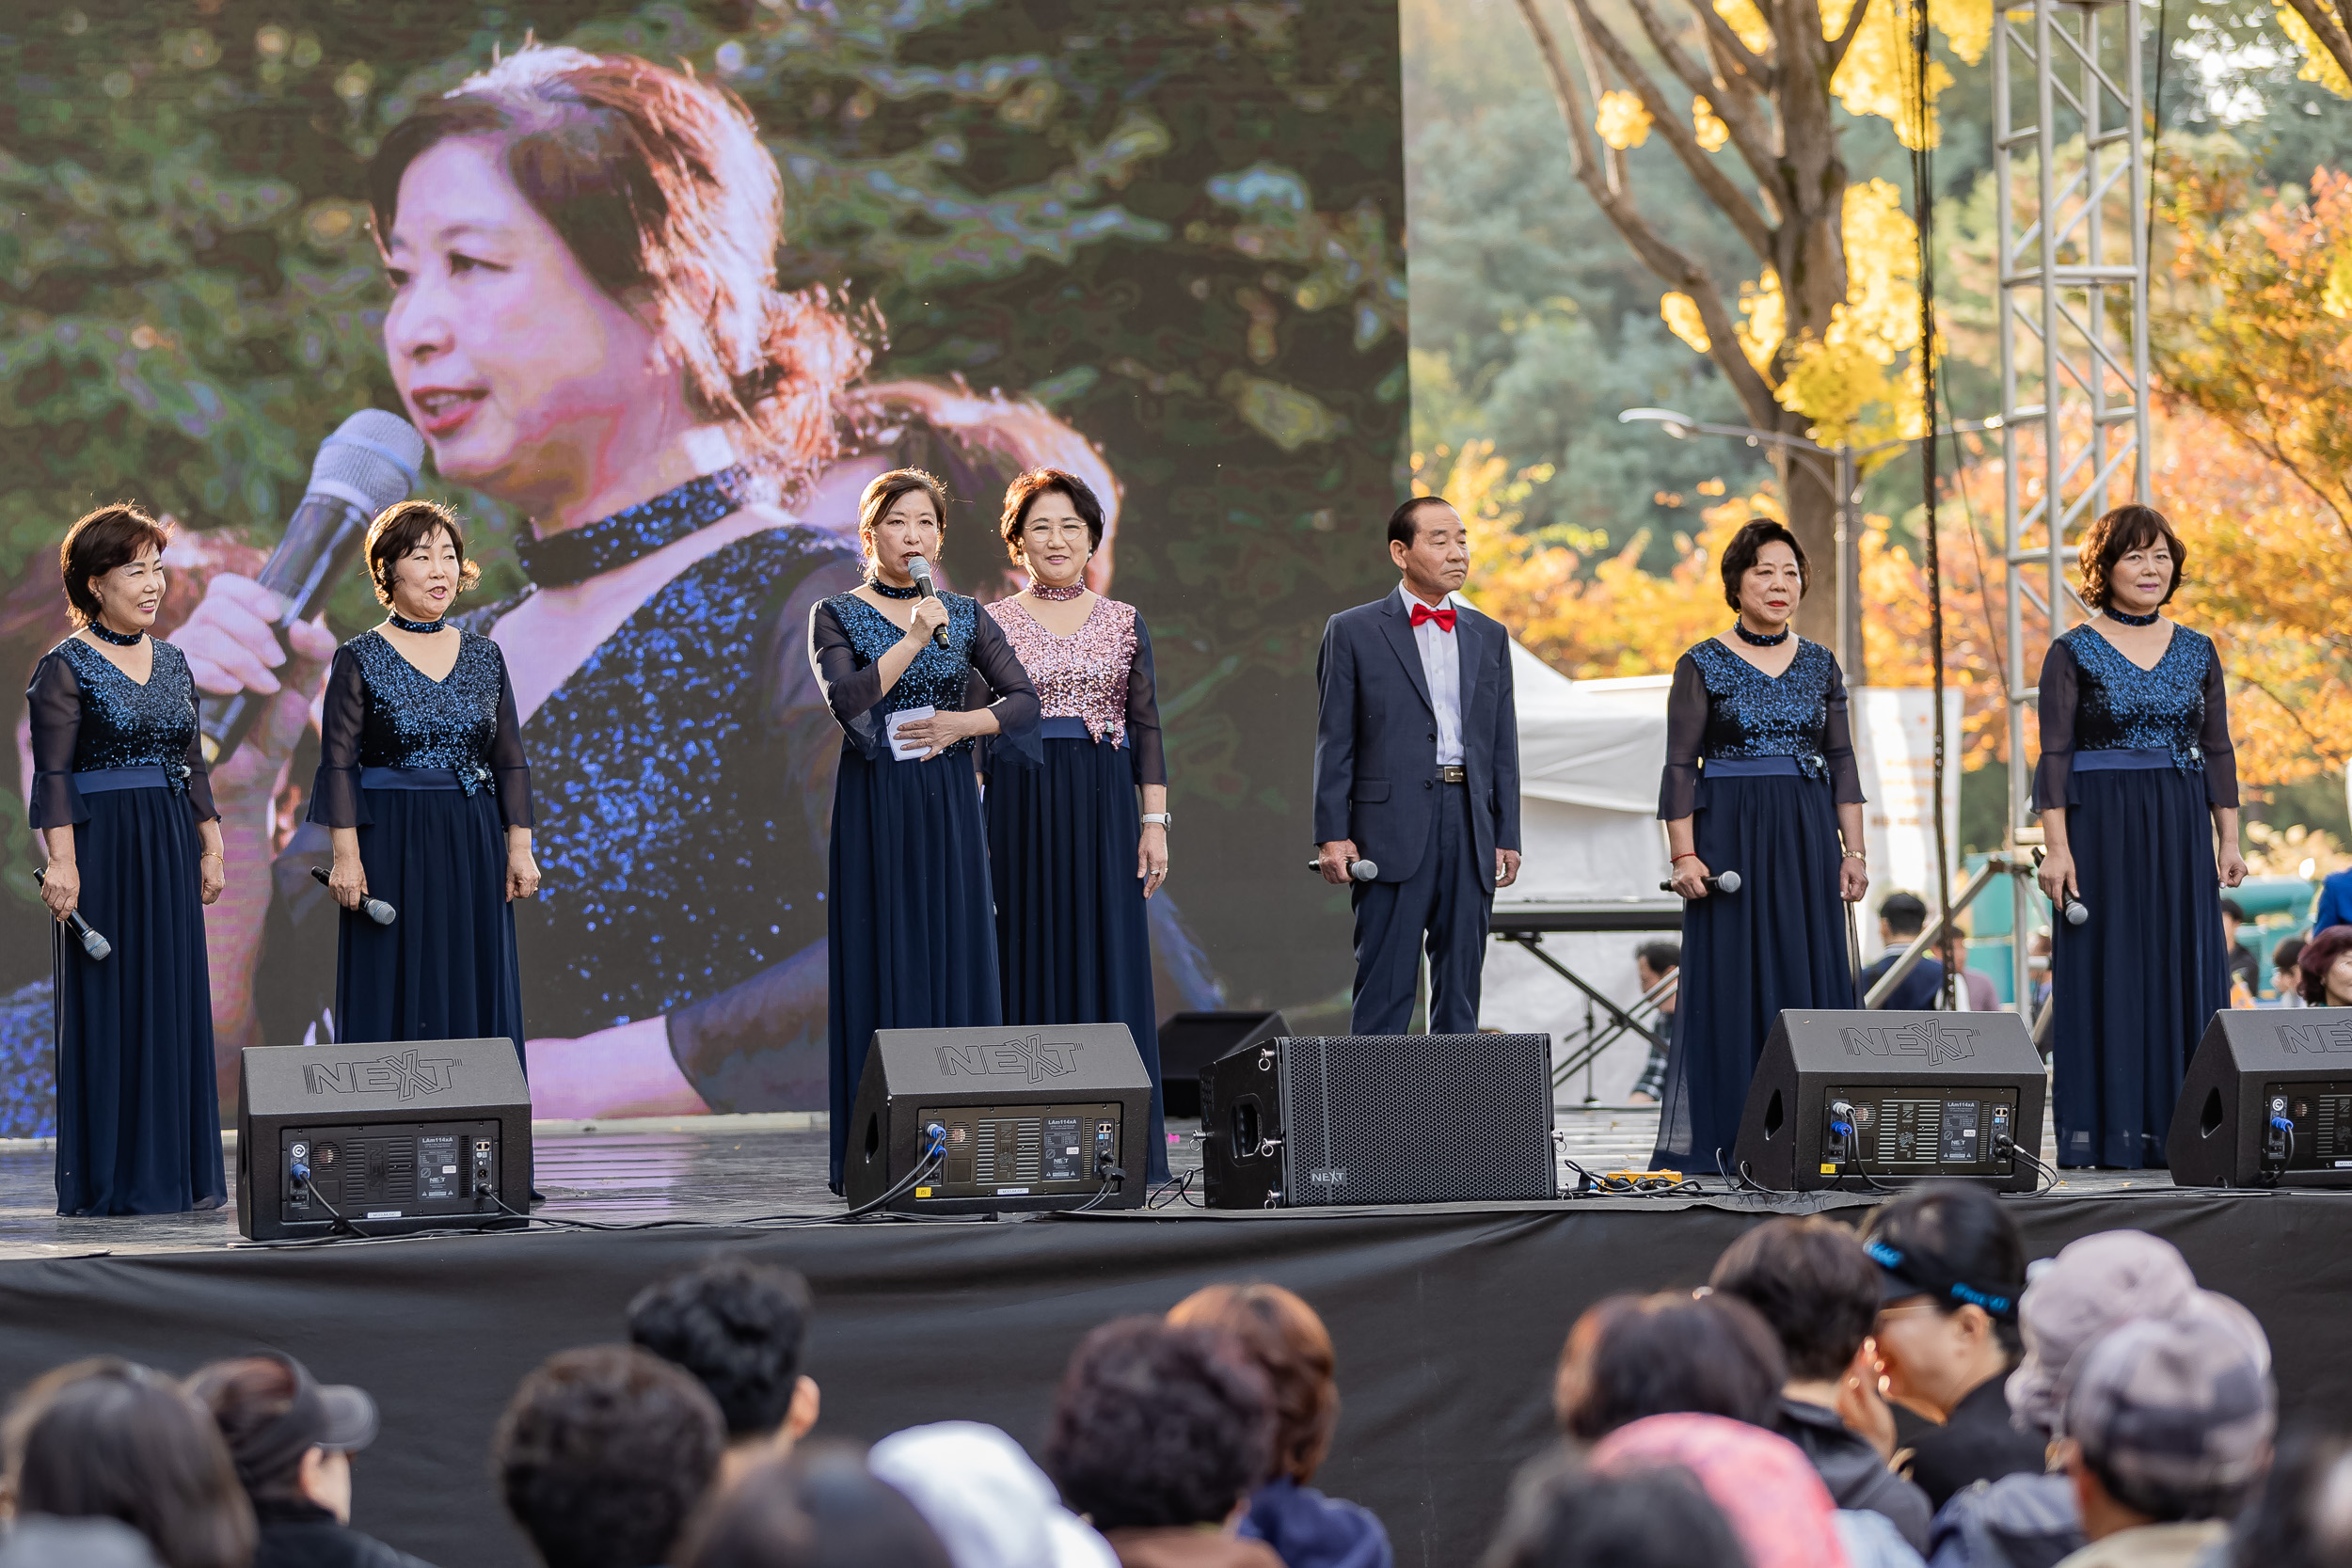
<box><xmin>2063</xmin><ymin>1299</ymin><xmax>2276</xmax><ymax>1510</ymax></box>
<box><xmin>2007</xmin><ymin>1229</ymin><xmax>2200</xmax><ymax>1436</ymax></box>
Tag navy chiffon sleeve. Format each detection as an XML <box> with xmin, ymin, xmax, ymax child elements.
<box><xmin>2201</xmin><ymin>641</ymin><xmax>2239</xmax><ymax>809</ymax></box>
<box><xmin>1824</xmin><ymin>658</ymin><xmax>1866</xmax><ymax>805</ymax></box>
<box><xmin>25</xmin><ymin>653</ymin><xmax>86</xmax><ymax>831</ymax></box>
<box><xmin>809</xmin><ymin>600</ymin><xmax>889</xmax><ymax>761</ymax></box>
<box><xmin>1658</xmin><ymin>651</ymin><xmax>1706</xmax><ymax>821</ymax></box>
<box><xmin>489</xmin><ymin>650</ymin><xmax>534</xmax><ymax>830</ymax></box>
<box><xmin>1127</xmin><ymin>616</ymin><xmax>1167</xmax><ymax>788</ymax></box>
<box><xmin>2032</xmin><ymin>640</ymin><xmax>2078</xmax><ymax>814</ymax></box>
<box><xmin>306</xmin><ymin>646</ymin><xmax>368</xmax><ymax>830</ymax></box>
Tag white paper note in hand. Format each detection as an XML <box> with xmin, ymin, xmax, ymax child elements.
<box><xmin>887</xmin><ymin>705</ymin><xmax>938</xmax><ymax>762</ymax></box>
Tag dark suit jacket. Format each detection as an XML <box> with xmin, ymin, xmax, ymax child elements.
<box><xmin>1312</xmin><ymin>591</ymin><xmax>1519</xmax><ymax>885</ymax></box>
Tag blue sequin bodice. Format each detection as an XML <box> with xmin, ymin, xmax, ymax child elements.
<box><xmin>345</xmin><ymin>629</ymin><xmax>506</xmax><ymax>787</ymax></box>
<box><xmin>2058</xmin><ymin>624</ymin><xmax>2213</xmax><ymax>771</ymax></box>
<box><xmin>825</xmin><ymin>591</ymin><xmax>985</xmax><ymax>755</ymax></box>
<box><xmin>1689</xmin><ymin>637</ymin><xmax>1839</xmax><ymax>772</ymax></box>
<box><xmin>52</xmin><ymin>639</ymin><xmax>199</xmax><ymax>776</ymax></box>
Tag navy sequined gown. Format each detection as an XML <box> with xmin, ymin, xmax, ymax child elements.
<box><xmin>812</xmin><ymin>588</ymin><xmax>1040</xmax><ymax>1191</ymax></box>
<box><xmin>308</xmin><ymin>629</ymin><xmax>532</xmax><ymax>1063</ymax></box>
<box><xmin>26</xmin><ymin>636</ymin><xmax>224</xmax><ymax>1214</ymax></box>
<box><xmin>1653</xmin><ymin>636</ymin><xmax>1865</xmax><ymax>1173</ymax></box>
<box><xmin>2035</xmin><ymin>623</ymin><xmax>2235</xmax><ymax>1168</ymax></box>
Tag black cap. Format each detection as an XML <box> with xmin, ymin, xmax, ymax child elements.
<box><xmin>1865</xmin><ymin>1237</ymin><xmax>2019</xmax><ymax>1321</ymax></box>
<box><xmin>225</xmin><ymin>1355</ymin><xmax>379</xmax><ymax>1490</ymax></box>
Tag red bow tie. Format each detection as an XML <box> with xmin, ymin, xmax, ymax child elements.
<box><xmin>1411</xmin><ymin>602</ymin><xmax>1456</xmax><ymax>633</ymax></box>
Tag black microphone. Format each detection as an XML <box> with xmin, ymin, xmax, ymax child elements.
<box><xmin>199</xmin><ymin>410</ymin><xmax>425</xmax><ymax>768</ymax></box>
<box><xmin>906</xmin><ymin>557</ymin><xmax>951</xmax><ymax>649</ymax></box>
<box><xmin>34</xmin><ymin>871</ymin><xmax>111</xmax><ymax>961</ymax></box>
<box><xmin>1306</xmin><ymin>858</ymin><xmax>1379</xmax><ymax>881</ymax></box>
<box><xmin>1660</xmin><ymin>869</ymin><xmax>1742</xmax><ymax>895</ymax></box>
<box><xmin>310</xmin><ymin>865</ymin><xmax>396</xmax><ymax>927</ymax></box>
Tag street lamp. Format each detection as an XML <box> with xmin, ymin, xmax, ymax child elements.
<box><xmin>1617</xmin><ymin>408</ymin><xmax>1997</xmax><ymax>681</ymax></box>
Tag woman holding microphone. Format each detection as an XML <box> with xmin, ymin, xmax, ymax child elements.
<box><xmin>2034</xmin><ymin>504</ymin><xmax>2243</xmax><ymax>1168</ymax></box>
<box><xmin>30</xmin><ymin>504</ymin><xmax>227</xmax><ymax>1214</ymax></box>
<box><xmin>811</xmin><ymin>468</ymin><xmax>1039</xmax><ymax>1193</ymax></box>
<box><xmin>1653</xmin><ymin>519</ymin><xmax>1867</xmax><ymax>1174</ymax></box>
<box><xmin>310</xmin><ymin>501</ymin><xmax>538</xmax><ymax>1065</ymax></box>
<box><xmin>981</xmin><ymin>469</ymin><xmax>1170</xmax><ymax>1181</ymax></box>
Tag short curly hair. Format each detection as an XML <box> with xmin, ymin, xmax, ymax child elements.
<box><xmin>2298</xmin><ymin>926</ymin><xmax>2352</xmax><ymax>1006</ymax></box>
<box><xmin>626</xmin><ymin>1259</ymin><xmax>812</xmax><ymax>1439</ymax></box>
<box><xmin>998</xmin><ymin>467</ymin><xmax>1105</xmax><ymax>562</ymax></box>
<box><xmin>365</xmin><ymin>499</ymin><xmax>482</xmax><ymax>608</ymax></box>
<box><xmin>855</xmin><ymin>468</ymin><xmax>949</xmax><ymax>577</ymax></box>
<box><xmin>1045</xmin><ymin>1318</ymin><xmax>1273</xmax><ymax>1531</ymax></box>
<box><xmin>1719</xmin><ymin>519</ymin><xmax>1808</xmax><ymax>610</ymax></box>
<box><xmin>60</xmin><ymin>504</ymin><xmax>173</xmax><ymax>628</ymax></box>
<box><xmin>2078</xmin><ymin>504</ymin><xmax>2185</xmax><ymax>612</ymax></box>
<box><xmin>1167</xmin><ymin>1283</ymin><xmax>1340</xmax><ymax>1486</ymax></box>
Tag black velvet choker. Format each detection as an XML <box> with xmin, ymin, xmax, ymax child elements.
<box><xmin>868</xmin><ymin>578</ymin><xmax>923</xmax><ymax>600</ymax></box>
<box><xmin>1732</xmin><ymin>619</ymin><xmax>1790</xmax><ymax>647</ymax></box>
<box><xmin>517</xmin><ymin>467</ymin><xmax>753</xmax><ymax>590</ymax></box>
<box><xmin>2106</xmin><ymin>606</ymin><xmax>2162</xmax><ymax>627</ymax></box>
<box><xmin>387</xmin><ymin>611</ymin><xmax>447</xmax><ymax>633</ymax></box>
<box><xmin>86</xmin><ymin>622</ymin><xmax>143</xmax><ymax>647</ymax></box>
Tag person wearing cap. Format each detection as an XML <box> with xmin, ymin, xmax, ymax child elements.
<box><xmin>1860</xmin><ymin>1186</ymin><xmax>2043</xmax><ymax>1512</ymax></box>
<box><xmin>184</xmin><ymin>1354</ymin><xmax>433</xmax><ymax>1568</ymax></box>
<box><xmin>869</xmin><ymin>1421</ymin><xmax>1118</xmax><ymax>1568</ymax></box>
<box><xmin>2051</xmin><ymin>1308</ymin><xmax>2275</xmax><ymax>1568</ymax></box>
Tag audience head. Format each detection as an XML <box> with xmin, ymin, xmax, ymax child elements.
<box><xmin>493</xmin><ymin>1344</ymin><xmax>726</xmax><ymax>1568</ymax></box>
<box><xmin>682</xmin><ymin>1445</ymin><xmax>952</xmax><ymax>1568</ymax></box>
<box><xmin>1708</xmin><ymin>1216</ymin><xmax>1879</xmax><ymax>1386</ymax></box>
<box><xmin>3</xmin><ymin>1358</ymin><xmax>254</xmax><ymax>1568</ymax></box>
<box><xmin>1634</xmin><ymin>942</ymin><xmax>1680</xmax><ymax>983</ymax></box>
<box><xmin>185</xmin><ymin>1354</ymin><xmax>379</xmax><ymax>1523</ymax></box>
<box><xmin>1861</xmin><ymin>1181</ymin><xmax>2026</xmax><ymax>1418</ymax></box>
<box><xmin>1480</xmin><ymin>1449</ymin><xmax>1749</xmax><ymax>1568</ymax></box>
<box><xmin>1553</xmin><ymin>1291</ymin><xmax>1783</xmax><ymax>1441</ymax></box>
<box><xmin>2226</xmin><ymin>1424</ymin><xmax>2352</xmax><ymax>1568</ymax></box>
<box><xmin>2220</xmin><ymin>898</ymin><xmax>2248</xmax><ymax>936</ymax></box>
<box><xmin>1589</xmin><ymin>1414</ymin><xmax>1839</xmax><ymax>1568</ymax></box>
<box><xmin>628</xmin><ymin>1258</ymin><xmax>820</xmax><ymax>1459</ymax></box>
<box><xmin>2300</xmin><ymin>927</ymin><xmax>2352</xmax><ymax>1007</ymax></box>
<box><xmin>1165</xmin><ymin>1282</ymin><xmax>1339</xmax><ymax>1486</ymax></box>
<box><xmin>868</xmin><ymin>1422</ymin><xmax>1115</xmax><ymax>1568</ymax></box>
<box><xmin>2008</xmin><ymin>1229</ymin><xmax>2199</xmax><ymax>1438</ymax></box>
<box><xmin>1044</xmin><ymin>1317</ymin><xmax>1273</xmax><ymax>1534</ymax></box>
<box><xmin>2062</xmin><ymin>1303</ymin><xmax>2275</xmax><ymax>1535</ymax></box>
<box><xmin>2273</xmin><ymin>937</ymin><xmax>2307</xmax><ymax>994</ymax></box>
<box><xmin>1878</xmin><ymin>892</ymin><xmax>1929</xmax><ymax>941</ymax></box>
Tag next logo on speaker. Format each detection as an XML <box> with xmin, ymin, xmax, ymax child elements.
<box><xmin>2277</xmin><ymin>1020</ymin><xmax>2352</xmax><ymax>1054</ymax></box>
<box><xmin>304</xmin><ymin>1050</ymin><xmax>462</xmax><ymax>1100</ymax></box>
<box><xmin>935</xmin><ymin>1035</ymin><xmax>1088</xmax><ymax>1084</ymax></box>
<box><xmin>1839</xmin><ymin>1021</ymin><xmax>1980</xmax><ymax>1066</ymax></box>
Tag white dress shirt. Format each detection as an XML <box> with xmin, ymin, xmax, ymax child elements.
<box><xmin>1399</xmin><ymin>584</ymin><xmax>1463</xmax><ymax>767</ymax></box>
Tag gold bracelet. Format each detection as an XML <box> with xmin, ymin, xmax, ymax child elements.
<box><xmin>200</xmin><ymin>851</ymin><xmax>224</xmax><ymax>861</ymax></box>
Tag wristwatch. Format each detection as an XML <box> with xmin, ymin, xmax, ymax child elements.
<box><xmin>1140</xmin><ymin>813</ymin><xmax>1172</xmax><ymax>827</ymax></box>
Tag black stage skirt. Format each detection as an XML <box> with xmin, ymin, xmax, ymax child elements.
<box><xmin>1653</xmin><ymin>762</ymin><xmax>1855</xmax><ymax>1173</ymax></box>
<box><xmin>53</xmin><ymin>779</ymin><xmax>224</xmax><ymax>1216</ymax></box>
<box><xmin>986</xmin><ymin>723</ymin><xmax>1168</xmax><ymax>1181</ymax></box>
<box><xmin>2050</xmin><ymin>758</ymin><xmax>2228</xmax><ymax>1168</ymax></box>
<box><xmin>826</xmin><ymin>745</ymin><xmax>1003</xmax><ymax>1191</ymax></box>
<box><xmin>337</xmin><ymin>779</ymin><xmax>525</xmax><ymax>1065</ymax></box>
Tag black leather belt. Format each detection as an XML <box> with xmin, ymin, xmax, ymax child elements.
<box><xmin>1439</xmin><ymin>765</ymin><xmax>1467</xmax><ymax>784</ymax></box>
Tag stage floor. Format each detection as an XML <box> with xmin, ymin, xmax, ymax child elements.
<box><xmin>0</xmin><ymin>1103</ymin><xmax>2142</xmax><ymax>1257</ymax></box>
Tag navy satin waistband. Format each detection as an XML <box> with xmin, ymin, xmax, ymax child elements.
<box><xmin>1701</xmin><ymin>755</ymin><xmax>1809</xmax><ymax>779</ymax></box>
<box><xmin>361</xmin><ymin>767</ymin><xmax>482</xmax><ymax>791</ymax></box>
<box><xmin>74</xmin><ymin>765</ymin><xmax>183</xmax><ymax>793</ymax></box>
<box><xmin>1039</xmin><ymin>716</ymin><xmax>1123</xmax><ymax>744</ymax></box>
<box><xmin>2074</xmin><ymin>747</ymin><xmax>2177</xmax><ymax>773</ymax></box>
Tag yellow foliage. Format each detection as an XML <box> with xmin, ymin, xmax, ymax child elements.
<box><xmin>1937</xmin><ymin>0</ymin><xmax>1995</xmax><ymax>66</ymax></box>
<box><xmin>1597</xmin><ymin>90</ymin><xmax>1654</xmax><ymax>150</ymax></box>
<box><xmin>1692</xmin><ymin>95</ymin><xmax>1730</xmax><ymax>152</ymax></box>
<box><xmin>1735</xmin><ymin>270</ymin><xmax>1784</xmax><ymax>372</ymax></box>
<box><xmin>1661</xmin><ymin>292</ymin><xmax>1712</xmax><ymax>354</ymax></box>
<box><xmin>1823</xmin><ymin>0</ymin><xmax>1956</xmax><ymax>148</ymax></box>
<box><xmin>1713</xmin><ymin>0</ymin><xmax>1774</xmax><ymax>55</ymax></box>
<box><xmin>1753</xmin><ymin>181</ymin><xmax>1928</xmax><ymax>445</ymax></box>
<box><xmin>2274</xmin><ymin>1</ymin><xmax>2352</xmax><ymax>96</ymax></box>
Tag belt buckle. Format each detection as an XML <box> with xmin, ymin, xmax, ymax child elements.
<box><xmin>1439</xmin><ymin>765</ymin><xmax>1467</xmax><ymax>784</ymax></box>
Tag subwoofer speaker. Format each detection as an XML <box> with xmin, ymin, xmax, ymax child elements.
<box><xmin>237</xmin><ymin>1038</ymin><xmax>533</xmax><ymax>1241</ymax></box>
<box><xmin>1157</xmin><ymin>1010</ymin><xmax>1289</xmax><ymax>1119</ymax></box>
<box><xmin>1199</xmin><ymin>1034</ymin><xmax>1555</xmax><ymax>1208</ymax></box>
<box><xmin>844</xmin><ymin>1024</ymin><xmax>1152</xmax><ymax>1213</ymax></box>
<box><xmin>1729</xmin><ymin>1010</ymin><xmax>2046</xmax><ymax>1193</ymax></box>
<box><xmin>2168</xmin><ymin>1008</ymin><xmax>2352</xmax><ymax>1188</ymax></box>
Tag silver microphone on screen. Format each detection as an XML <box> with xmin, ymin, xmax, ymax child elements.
<box><xmin>906</xmin><ymin>557</ymin><xmax>952</xmax><ymax>649</ymax></box>
<box><xmin>310</xmin><ymin>865</ymin><xmax>396</xmax><ymax>927</ymax></box>
<box><xmin>1306</xmin><ymin>859</ymin><xmax>1379</xmax><ymax>881</ymax></box>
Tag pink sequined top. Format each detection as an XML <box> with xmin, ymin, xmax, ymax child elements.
<box><xmin>982</xmin><ymin>595</ymin><xmax>1166</xmax><ymax>785</ymax></box>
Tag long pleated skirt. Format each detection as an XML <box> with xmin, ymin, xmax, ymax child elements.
<box><xmin>1652</xmin><ymin>770</ymin><xmax>1856</xmax><ymax>1173</ymax></box>
<box><xmin>336</xmin><ymin>785</ymin><xmax>526</xmax><ymax>1065</ymax></box>
<box><xmin>827</xmin><ymin>745</ymin><xmax>1003</xmax><ymax>1191</ymax></box>
<box><xmin>2050</xmin><ymin>765</ymin><xmax>2228</xmax><ymax>1168</ymax></box>
<box><xmin>986</xmin><ymin>731</ymin><xmax>1168</xmax><ymax>1181</ymax></box>
<box><xmin>53</xmin><ymin>785</ymin><xmax>224</xmax><ymax>1215</ymax></box>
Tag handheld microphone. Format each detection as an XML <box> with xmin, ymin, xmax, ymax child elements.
<box><xmin>2063</xmin><ymin>895</ymin><xmax>2089</xmax><ymax>926</ymax></box>
<box><xmin>310</xmin><ymin>865</ymin><xmax>397</xmax><ymax>927</ymax></box>
<box><xmin>199</xmin><ymin>410</ymin><xmax>425</xmax><ymax>768</ymax></box>
<box><xmin>1660</xmin><ymin>869</ymin><xmax>1741</xmax><ymax>895</ymax></box>
<box><xmin>1307</xmin><ymin>858</ymin><xmax>1379</xmax><ymax>881</ymax></box>
<box><xmin>906</xmin><ymin>557</ymin><xmax>951</xmax><ymax>649</ymax></box>
<box><xmin>34</xmin><ymin>871</ymin><xmax>111</xmax><ymax>961</ymax></box>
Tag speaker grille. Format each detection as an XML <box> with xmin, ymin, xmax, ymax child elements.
<box><xmin>1279</xmin><ymin>1034</ymin><xmax>1554</xmax><ymax>1206</ymax></box>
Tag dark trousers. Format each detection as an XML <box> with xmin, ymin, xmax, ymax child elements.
<box><xmin>1349</xmin><ymin>781</ymin><xmax>1491</xmax><ymax>1035</ymax></box>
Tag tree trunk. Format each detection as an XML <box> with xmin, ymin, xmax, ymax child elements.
<box><xmin>1776</xmin><ymin>448</ymin><xmax>1842</xmax><ymax>651</ymax></box>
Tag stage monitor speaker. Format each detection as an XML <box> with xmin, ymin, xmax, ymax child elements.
<box><xmin>237</xmin><ymin>1038</ymin><xmax>533</xmax><ymax>1241</ymax></box>
<box><xmin>1730</xmin><ymin>1011</ymin><xmax>2046</xmax><ymax>1193</ymax></box>
<box><xmin>2168</xmin><ymin>1008</ymin><xmax>2352</xmax><ymax>1188</ymax></box>
<box><xmin>844</xmin><ymin>1024</ymin><xmax>1152</xmax><ymax>1214</ymax></box>
<box><xmin>1158</xmin><ymin>1010</ymin><xmax>1289</xmax><ymax>1119</ymax></box>
<box><xmin>1199</xmin><ymin>1034</ymin><xmax>1556</xmax><ymax>1209</ymax></box>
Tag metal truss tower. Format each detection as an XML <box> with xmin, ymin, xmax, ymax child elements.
<box><xmin>1993</xmin><ymin>0</ymin><xmax>2153</xmax><ymax>1021</ymax></box>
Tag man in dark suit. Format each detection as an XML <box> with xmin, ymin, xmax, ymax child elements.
<box><xmin>1313</xmin><ymin>495</ymin><xmax>1521</xmax><ymax>1035</ymax></box>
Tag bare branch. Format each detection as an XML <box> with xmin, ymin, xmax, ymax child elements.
<box><xmin>1830</xmin><ymin>0</ymin><xmax>1874</xmax><ymax>74</ymax></box>
<box><xmin>1621</xmin><ymin>0</ymin><xmax>1785</xmax><ymax>188</ymax></box>
<box><xmin>1680</xmin><ymin>0</ymin><xmax>1779</xmax><ymax>95</ymax></box>
<box><xmin>2280</xmin><ymin>0</ymin><xmax>2352</xmax><ymax>87</ymax></box>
